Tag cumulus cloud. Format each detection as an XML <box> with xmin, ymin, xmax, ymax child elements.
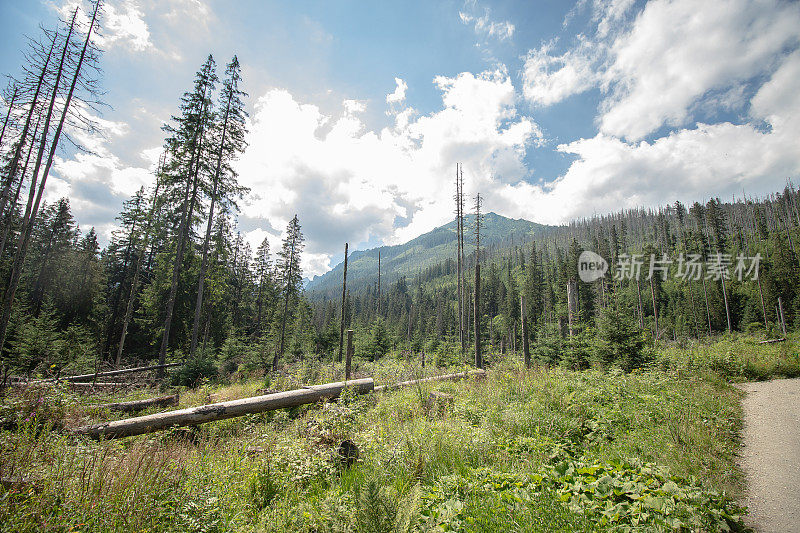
<box><xmin>600</xmin><ymin>0</ymin><xmax>800</xmax><ymax>140</ymax></box>
<box><xmin>386</xmin><ymin>78</ymin><xmax>407</xmax><ymax>105</ymax></box>
<box><xmin>523</xmin><ymin>0</ymin><xmax>800</xmax><ymax>142</ymax></box>
<box><xmin>235</xmin><ymin>69</ymin><xmax>541</xmax><ymax>277</ymax></box>
<box><xmin>501</xmin><ymin>48</ymin><xmax>800</xmax><ymax>225</ymax></box>
<box><xmin>522</xmin><ymin>38</ymin><xmax>598</xmax><ymax>106</ymax></box>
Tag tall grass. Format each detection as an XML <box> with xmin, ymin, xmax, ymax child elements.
<box><xmin>1</xmin><ymin>336</ymin><xmax>778</xmax><ymax>531</ymax></box>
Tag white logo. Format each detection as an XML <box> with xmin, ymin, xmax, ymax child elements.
<box><xmin>578</xmin><ymin>251</ymin><xmax>608</xmax><ymax>282</ymax></box>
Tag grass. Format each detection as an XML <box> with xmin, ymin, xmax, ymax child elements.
<box><xmin>2</xmin><ymin>334</ymin><xmax>791</xmax><ymax>531</ymax></box>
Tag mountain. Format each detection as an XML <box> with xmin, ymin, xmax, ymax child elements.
<box><xmin>305</xmin><ymin>212</ymin><xmax>558</xmax><ymax>300</ymax></box>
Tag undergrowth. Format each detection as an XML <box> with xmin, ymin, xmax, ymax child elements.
<box><xmin>0</xmin><ymin>335</ymin><xmax>778</xmax><ymax>531</ymax></box>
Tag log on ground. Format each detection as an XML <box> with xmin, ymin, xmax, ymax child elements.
<box><xmin>72</xmin><ymin>378</ymin><xmax>374</xmax><ymax>439</ymax></box>
<box><xmin>373</xmin><ymin>369</ymin><xmax>485</xmax><ymax>392</ymax></box>
<box><xmin>93</xmin><ymin>393</ymin><xmax>179</xmax><ymax>413</ymax></box>
<box><xmin>46</xmin><ymin>362</ymin><xmax>183</xmax><ymax>383</ymax></box>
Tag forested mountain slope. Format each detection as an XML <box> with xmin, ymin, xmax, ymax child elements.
<box><xmin>306</xmin><ymin>212</ymin><xmax>556</xmax><ymax>300</ymax></box>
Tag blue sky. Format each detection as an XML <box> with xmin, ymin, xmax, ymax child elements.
<box><xmin>1</xmin><ymin>0</ymin><xmax>799</xmax><ymax>276</ymax></box>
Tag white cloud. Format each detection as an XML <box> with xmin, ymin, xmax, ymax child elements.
<box><xmin>600</xmin><ymin>0</ymin><xmax>800</xmax><ymax>140</ymax></box>
<box><xmin>53</xmin><ymin>0</ymin><xmax>152</xmax><ymax>51</ymax></box>
<box><xmin>459</xmin><ymin>7</ymin><xmax>514</xmax><ymax>42</ymax></box>
<box><xmin>522</xmin><ymin>38</ymin><xmax>598</xmax><ymax>106</ymax></box>
<box><xmin>386</xmin><ymin>78</ymin><xmax>408</xmax><ymax>105</ymax></box>
<box><xmin>101</xmin><ymin>0</ymin><xmax>152</xmax><ymax>51</ymax></box>
<box><xmin>235</xmin><ymin>69</ymin><xmax>540</xmax><ymax>277</ymax></box>
<box><xmin>498</xmin><ymin>49</ymin><xmax>800</xmax><ymax>225</ymax></box>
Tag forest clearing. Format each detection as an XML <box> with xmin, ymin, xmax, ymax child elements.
<box><xmin>3</xmin><ymin>0</ymin><xmax>800</xmax><ymax>531</ymax></box>
<box><xmin>1</xmin><ymin>335</ymin><xmax>799</xmax><ymax>531</ymax></box>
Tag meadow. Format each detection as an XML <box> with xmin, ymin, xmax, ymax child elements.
<box><xmin>1</xmin><ymin>334</ymin><xmax>799</xmax><ymax>532</ymax></box>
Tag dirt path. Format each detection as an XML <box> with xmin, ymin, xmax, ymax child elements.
<box><xmin>738</xmin><ymin>378</ymin><xmax>800</xmax><ymax>533</ymax></box>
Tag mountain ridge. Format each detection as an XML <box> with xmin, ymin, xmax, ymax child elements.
<box><xmin>305</xmin><ymin>212</ymin><xmax>558</xmax><ymax>300</ymax></box>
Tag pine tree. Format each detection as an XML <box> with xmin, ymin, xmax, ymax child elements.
<box><xmin>275</xmin><ymin>215</ymin><xmax>304</xmax><ymax>370</ymax></box>
<box><xmin>156</xmin><ymin>55</ymin><xmax>217</xmax><ymax>374</ymax></box>
<box><xmin>189</xmin><ymin>56</ymin><xmax>248</xmax><ymax>357</ymax></box>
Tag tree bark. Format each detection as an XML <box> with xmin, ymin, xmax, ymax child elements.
<box><xmin>720</xmin><ymin>277</ymin><xmax>732</xmax><ymax>334</ymax></box>
<box><xmin>702</xmin><ymin>276</ymin><xmax>712</xmax><ymax>335</ymax></box>
<box><xmin>649</xmin><ymin>276</ymin><xmax>659</xmax><ymax>338</ymax></box>
<box><xmin>757</xmin><ymin>273</ymin><xmax>768</xmax><ymax>332</ymax></box>
<box><xmin>567</xmin><ymin>279</ymin><xmax>577</xmax><ymax>337</ymax></box>
<box><xmin>0</xmin><ymin>86</ymin><xmax>18</xmax><ymax>150</ymax></box>
<box><xmin>474</xmin><ymin>263</ymin><xmax>482</xmax><ymax>369</ymax></box>
<box><xmin>373</xmin><ymin>369</ymin><xmax>485</xmax><ymax>393</ymax></box>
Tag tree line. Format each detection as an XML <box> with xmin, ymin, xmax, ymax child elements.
<box><xmin>0</xmin><ymin>6</ymin><xmax>309</xmax><ymax>384</ymax></box>
<box><xmin>316</xmin><ymin>185</ymin><xmax>800</xmax><ymax>370</ymax></box>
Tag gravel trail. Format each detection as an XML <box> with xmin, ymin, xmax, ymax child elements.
<box><xmin>738</xmin><ymin>378</ymin><xmax>800</xmax><ymax>533</ymax></box>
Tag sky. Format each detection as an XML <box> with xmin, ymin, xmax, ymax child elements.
<box><xmin>1</xmin><ymin>0</ymin><xmax>799</xmax><ymax>278</ymax></box>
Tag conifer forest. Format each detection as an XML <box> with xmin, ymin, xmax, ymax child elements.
<box><xmin>1</xmin><ymin>1</ymin><xmax>799</xmax><ymax>532</ymax></box>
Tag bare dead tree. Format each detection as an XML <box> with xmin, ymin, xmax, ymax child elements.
<box><xmin>1</xmin><ymin>3</ymin><xmax>103</xmax><ymax>355</ymax></box>
<box><xmin>474</xmin><ymin>193</ymin><xmax>483</xmax><ymax>369</ymax></box>
<box><xmin>338</xmin><ymin>242</ymin><xmax>348</xmax><ymax>362</ymax></box>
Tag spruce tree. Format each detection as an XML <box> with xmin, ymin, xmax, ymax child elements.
<box><xmin>275</xmin><ymin>215</ymin><xmax>304</xmax><ymax>370</ymax></box>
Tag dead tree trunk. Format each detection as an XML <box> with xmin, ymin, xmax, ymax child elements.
<box><xmin>520</xmin><ymin>295</ymin><xmax>530</xmax><ymax>369</ymax></box>
<box><xmin>46</xmin><ymin>363</ymin><xmax>183</xmax><ymax>383</ymax></box>
<box><xmin>635</xmin><ymin>279</ymin><xmax>644</xmax><ymax>329</ymax></box>
<box><xmin>757</xmin><ymin>274</ymin><xmax>768</xmax><ymax>332</ymax></box>
<box><xmin>566</xmin><ymin>279</ymin><xmax>577</xmax><ymax>337</ymax></box>
<box><xmin>0</xmin><ymin>7</ymin><xmax>94</xmax><ymax>354</ymax></box>
<box><xmin>345</xmin><ymin>329</ymin><xmax>353</xmax><ymax>380</ymax></box>
<box><xmin>0</xmin><ymin>86</ymin><xmax>18</xmax><ymax>149</ymax></box>
<box><xmin>474</xmin><ymin>264</ymin><xmax>482</xmax><ymax>369</ymax></box>
<box><xmin>721</xmin><ymin>278</ymin><xmax>732</xmax><ymax>334</ymax></box>
<box><xmin>373</xmin><ymin>369</ymin><xmax>485</xmax><ymax>393</ymax></box>
<box><xmin>649</xmin><ymin>276</ymin><xmax>659</xmax><ymax>338</ymax></box>
<box><xmin>72</xmin><ymin>378</ymin><xmax>374</xmax><ymax>439</ymax></box>
<box><xmin>702</xmin><ymin>277</ymin><xmax>712</xmax><ymax>335</ymax></box>
<box><xmin>338</xmin><ymin>243</ymin><xmax>348</xmax><ymax>362</ymax></box>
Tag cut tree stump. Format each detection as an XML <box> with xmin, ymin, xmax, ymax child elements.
<box><xmin>71</xmin><ymin>378</ymin><xmax>374</xmax><ymax>439</ymax></box>
<box><xmin>426</xmin><ymin>391</ymin><xmax>454</xmax><ymax>416</ymax></box>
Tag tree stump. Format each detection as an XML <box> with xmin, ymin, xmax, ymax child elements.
<box><xmin>426</xmin><ymin>391</ymin><xmax>454</xmax><ymax>416</ymax></box>
<box><xmin>336</xmin><ymin>439</ymin><xmax>359</xmax><ymax>467</ymax></box>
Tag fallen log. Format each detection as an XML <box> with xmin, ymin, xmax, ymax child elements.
<box><xmin>758</xmin><ymin>338</ymin><xmax>786</xmax><ymax>344</ymax></box>
<box><xmin>93</xmin><ymin>393</ymin><xmax>179</xmax><ymax>413</ymax></box>
<box><xmin>373</xmin><ymin>369</ymin><xmax>486</xmax><ymax>392</ymax></box>
<box><xmin>72</xmin><ymin>378</ymin><xmax>374</xmax><ymax>439</ymax></box>
<box><xmin>46</xmin><ymin>362</ymin><xmax>183</xmax><ymax>383</ymax></box>
<box><xmin>69</xmin><ymin>382</ymin><xmax>126</xmax><ymax>390</ymax></box>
